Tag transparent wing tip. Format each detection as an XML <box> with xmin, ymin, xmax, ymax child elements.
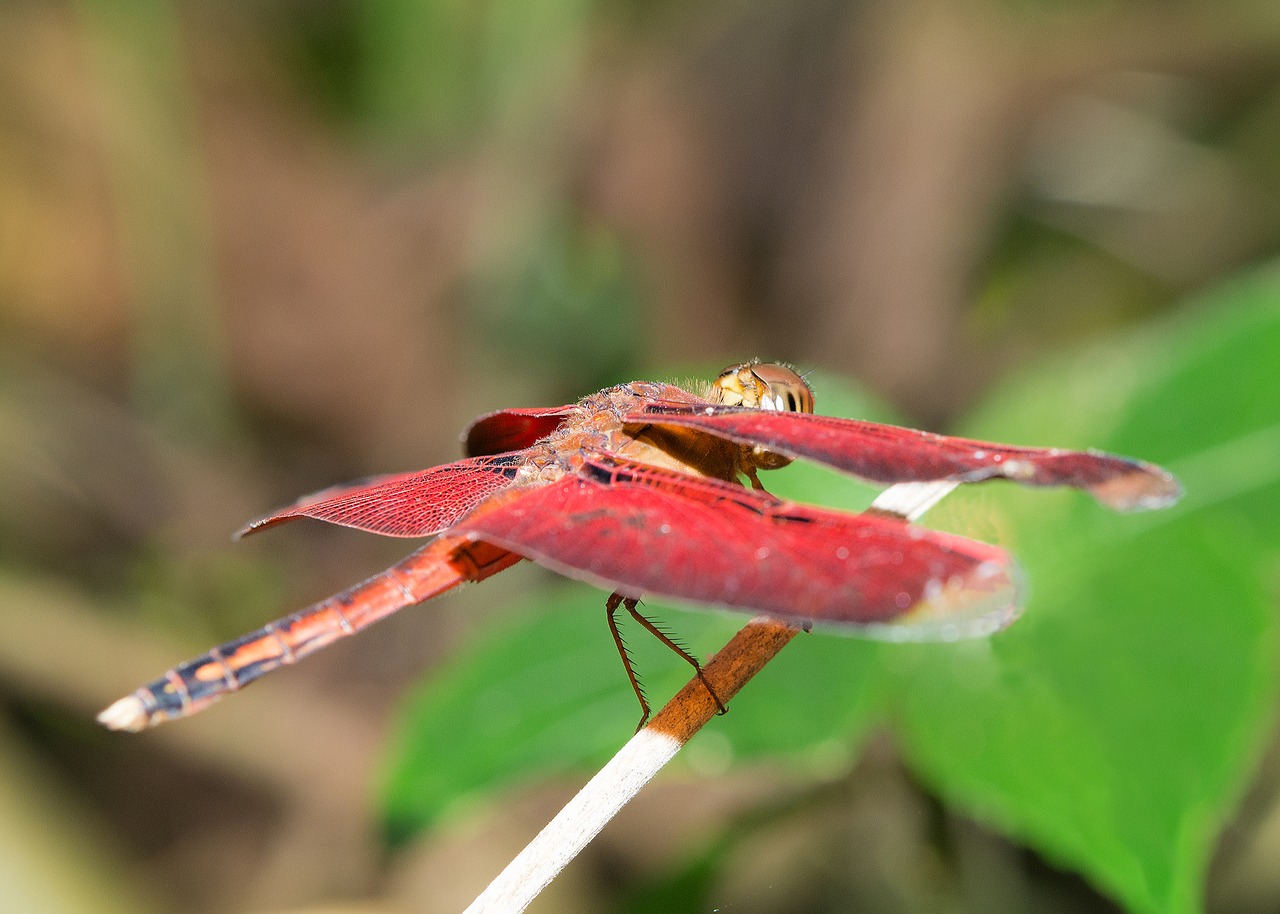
<box><xmin>97</xmin><ymin>695</ymin><xmax>149</xmax><ymax>732</ymax></box>
<box><xmin>1090</xmin><ymin>462</ymin><xmax>1184</xmax><ymax>512</ymax></box>
<box><xmin>860</xmin><ymin>557</ymin><xmax>1027</xmax><ymax>643</ymax></box>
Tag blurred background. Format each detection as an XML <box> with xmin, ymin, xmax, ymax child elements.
<box><xmin>3</xmin><ymin>1</ymin><xmax>1280</xmax><ymax>912</ymax></box>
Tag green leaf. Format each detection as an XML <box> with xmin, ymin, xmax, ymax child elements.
<box><xmin>890</xmin><ymin>265</ymin><xmax>1280</xmax><ymax>913</ymax></box>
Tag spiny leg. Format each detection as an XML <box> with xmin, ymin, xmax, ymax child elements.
<box><xmin>605</xmin><ymin>592</ymin><xmax>650</xmax><ymax>731</ymax></box>
<box><xmin>624</xmin><ymin>599</ymin><xmax>727</xmax><ymax>718</ymax></box>
<box><xmin>605</xmin><ymin>592</ymin><xmax>727</xmax><ymax>731</ymax></box>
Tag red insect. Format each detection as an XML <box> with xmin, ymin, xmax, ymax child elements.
<box><xmin>99</xmin><ymin>362</ymin><xmax>1181</xmax><ymax>732</ymax></box>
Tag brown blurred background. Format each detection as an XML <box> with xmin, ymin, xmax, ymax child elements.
<box><xmin>2</xmin><ymin>1</ymin><xmax>1279</xmax><ymax>912</ymax></box>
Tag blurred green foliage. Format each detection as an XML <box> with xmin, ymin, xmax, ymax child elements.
<box><xmin>357</xmin><ymin>0</ymin><xmax>592</xmax><ymax>144</ymax></box>
<box><xmin>466</xmin><ymin>210</ymin><xmax>644</xmax><ymax>394</ymax></box>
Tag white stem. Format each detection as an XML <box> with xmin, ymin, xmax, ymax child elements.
<box><xmin>870</xmin><ymin>480</ymin><xmax>959</xmax><ymax>521</ymax></box>
<box><xmin>464</xmin><ymin>727</ymin><xmax>683</xmax><ymax>914</ymax></box>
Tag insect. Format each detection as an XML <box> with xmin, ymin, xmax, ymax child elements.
<box><xmin>99</xmin><ymin>362</ymin><xmax>1181</xmax><ymax>733</ymax></box>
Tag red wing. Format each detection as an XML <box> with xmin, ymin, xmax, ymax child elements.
<box><xmin>464</xmin><ymin>405</ymin><xmax>576</xmax><ymax>456</ymax></box>
<box><xmin>626</xmin><ymin>404</ymin><xmax>1181</xmax><ymax>512</ymax></box>
<box><xmin>235</xmin><ymin>453</ymin><xmax>527</xmax><ymax>539</ymax></box>
<box><xmin>452</xmin><ymin>455</ymin><xmax>1022</xmax><ymax>638</ymax></box>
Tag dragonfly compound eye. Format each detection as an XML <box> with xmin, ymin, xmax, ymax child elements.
<box><xmin>748</xmin><ymin>363</ymin><xmax>814</xmax><ymax>414</ymax></box>
<box><xmin>711</xmin><ymin>362</ymin><xmax>814</xmax><ymax>414</ymax></box>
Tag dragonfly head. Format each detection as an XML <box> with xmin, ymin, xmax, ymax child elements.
<box><xmin>712</xmin><ymin>362</ymin><xmax>815</xmax><ymax>472</ymax></box>
<box><xmin>711</xmin><ymin>362</ymin><xmax>815</xmax><ymax>414</ymax></box>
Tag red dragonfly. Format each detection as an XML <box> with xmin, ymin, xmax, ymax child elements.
<box><xmin>99</xmin><ymin>362</ymin><xmax>1181</xmax><ymax>733</ymax></box>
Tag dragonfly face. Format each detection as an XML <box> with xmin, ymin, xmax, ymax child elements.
<box><xmin>708</xmin><ymin>362</ymin><xmax>814</xmax><ymax>473</ymax></box>
<box><xmin>710</xmin><ymin>362</ymin><xmax>815</xmax><ymax>414</ymax></box>
<box><xmin>99</xmin><ymin>361</ymin><xmax>1181</xmax><ymax>733</ymax></box>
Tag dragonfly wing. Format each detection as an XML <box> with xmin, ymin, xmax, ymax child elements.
<box><xmin>464</xmin><ymin>406</ymin><xmax>576</xmax><ymax>456</ymax></box>
<box><xmin>451</xmin><ymin>455</ymin><xmax>1023</xmax><ymax>639</ymax></box>
<box><xmin>625</xmin><ymin>405</ymin><xmax>1182</xmax><ymax>512</ymax></box>
<box><xmin>236</xmin><ymin>453</ymin><xmax>527</xmax><ymax>539</ymax></box>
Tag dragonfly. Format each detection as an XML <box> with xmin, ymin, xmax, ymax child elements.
<box><xmin>99</xmin><ymin>362</ymin><xmax>1181</xmax><ymax>733</ymax></box>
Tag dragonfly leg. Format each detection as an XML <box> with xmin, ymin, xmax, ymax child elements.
<box><xmin>606</xmin><ymin>593</ymin><xmax>727</xmax><ymax>730</ymax></box>
<box><xmin>605</xmin><ymin>592</ymin><xmax>651</xmax><ymax>731</ymax></box>
<box><xmin>626</xmin><ymin>600</ymin><xmax>727</xmax><ymax>717</ymax></box>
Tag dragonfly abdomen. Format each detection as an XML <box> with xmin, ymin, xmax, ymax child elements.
<box><xmin>99</xmin><ymin>537</ymin><xmax>521</xmax><ymax>731</ymax></box>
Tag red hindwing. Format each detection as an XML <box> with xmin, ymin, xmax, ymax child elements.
<box><xmin>464</xmin><ymin>406</ymin><xmax>576</xmax><ymax>456</ymax></box>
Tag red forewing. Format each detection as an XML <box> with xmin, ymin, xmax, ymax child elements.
<box><xmin>236</xmin><ymin>453</ymin><xmax>526</xmax><ymax>539</ymax></box>
<box><xmin>627</xmin><ymin>404</ymin><xmax>1181</xmax><ymax>512</ymax></box>
<box><xmin>464</xmin><ymin>406</ymin><xmax>575</xmax><ymax>456</ymax></box>
<box><xmin>452</xmin><ymin>455</ymin><xmax>1022</xmax><ymax>639</ymax></box>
